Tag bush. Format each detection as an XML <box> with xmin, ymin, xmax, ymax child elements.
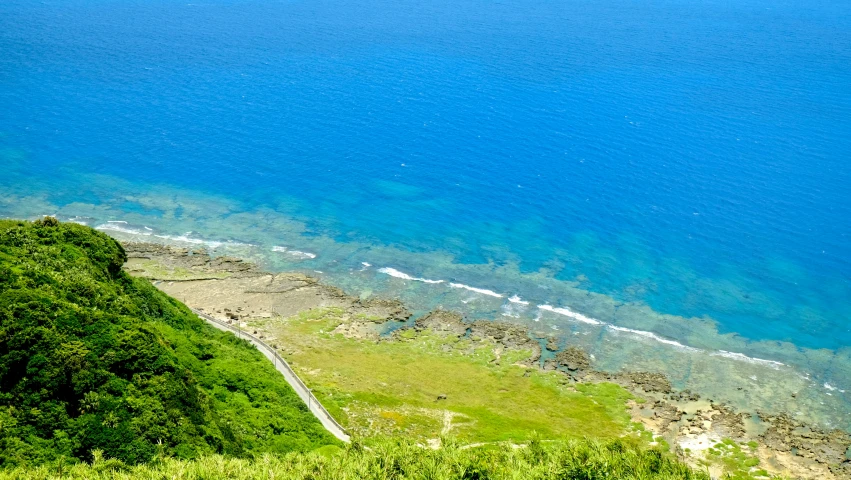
<box><xmin>0</xmin><ymin>437</ymin><xmax>711</xmax><ymax>479</ymax></box>
<box><xmin>0</xmin><ymin>219</ymin><xmax>336</xmax><ymax>468</ymax></box>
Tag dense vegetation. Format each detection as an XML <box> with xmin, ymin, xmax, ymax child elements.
<box><xmin>0</xmin><ymin>436</ymin><xmax>710</xmax><ymax>480</ymax></box>
<box><xmin>0</xmin><ymin>219</ymin><xmax>335</xmax><ymax>468</ymax></box>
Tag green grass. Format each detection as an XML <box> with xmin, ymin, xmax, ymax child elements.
<box><xmin>696</xmin><ymin>438</ymin><xmax>780</xmax><ymax>480</ymax></box>
<box><xmin>270</xmin><ymin>307</ymin><xmax>636</xmax><ymax>444</ymax></box>
<box><xmin>0</xmin><ymin>437</ymin><xmax>710</xmax><ymax>480</ymax></box>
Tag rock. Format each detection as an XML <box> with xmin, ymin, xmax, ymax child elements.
<box><xmin>468</xmin><ymin>321</ymin><xmax>541</xmax><ymax>363</ymax></box>
<box><xmin>554</xmin><ymin>346</ymin><xmax>591</xmax><ymax>372</ymax></box>
<box><xmin>414</xmin><ymin>310</ymin><xmax>468</xmax><ymax>336</ymax></box>
<box><xmin>831</xmin><ymin>461</ymin><xmax>851</xmax><ymax>478</ymax></box>
<box><xmin>669</xmin><ymin>389</ymin><xmax>701</xmax><ymax>402</ymax></box>
<box><xmin>331</xmin><ymin>321</ymin><xmax>382</xmax><ymax>341</ymax></box>
<box><xmin>350</xmin><ymin>298</ymin><xmax>411</xmax><ymax>322</ymax></box>
<box><xmin>651</xmin><ymin>400</ymin><xmax>683</xmax><ymax>431</ymax></box>
<box><xmin>122</xmin><ymin>242</ymin><xmax>258</xmax><ymax>276</ymax></box>
<box><xmin>604</xmin><ymin>371</ymin><xmax>672</xmax><ymax>394</ymax></box>
<box><xmin>759</xmin><ymin>412</ymin><xmax>851</xmax><ymax>466</ymax></box>
<box><xmin>545</xmin><ymin>336</ymin><xmax>559</xmax><ymax>352</ymax></box>
<box><xmin>710</xmin><ymin>405</ymin><xmax>747</xmax><ymax>439</ymax></box>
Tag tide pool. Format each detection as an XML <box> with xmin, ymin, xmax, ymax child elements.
<box><xmin>1</xmin><ymin>0</ymin><xmax>850</xmax><ymax>426</ymax></box>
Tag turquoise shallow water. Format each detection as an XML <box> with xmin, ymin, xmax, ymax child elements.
<box><xmin>1</xmin><ymin>0</ymin><xmax>850</xmax><ymax>426</ymax></box>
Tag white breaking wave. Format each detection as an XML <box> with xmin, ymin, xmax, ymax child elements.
<box><xmin>501</xmin><ymin>299</ymin><xmax>528</xmax><ymax>318</ymax></box>
<box><xmin>378</xmin><ymin>267</ymin><xmax>444</xmax><ymax>284</ymax></box>
<box><xmin>271</xmin><ymin>246</ymin><xmax>317</xmax><ymax>259</ymax></box>
<box><xmin>96</xmin><ymin>223</ymin><xmax>152</xmax><ymax>236</ymax></box>
<box><xmin>508</xmin><ymin>295</ymin><xmax>530</xmax><ymax>305</ymax></box>
<box><xmin>158</xmin><ymin>234</ymin><xmax>252</xmax><ymax>249</ymax></box>
<box><xmin>449</xmin><ymin>282</ymin><xmax>503</xmax><ymax>298</ymax></box>
<box><xmin>537</xmin><ymin>304</ymin><xmax>788</xmax><ymax>366</ymax></box>
<box><xmin>712</xmin><ymin>350</ymin><xmax>785</xmax><ymax>369</ymax></box>
<box><xmin>537</xmin><ymin>304</ymin><xmax>603</xmax><ymax>325</ymax></box>
<box><xmin>160</xmin><ymin>234</ymin><xmax>223</xmax><ymax>248</ymax></box>
<box><xmin>97</xmin><ymin>223</ymin><xmax>252</xmax><ymax>249</ymax></box>
<box><xmin>607</xmin><ymin>325</ymin><xmax>700</xmax><ymax>352</ymax></box>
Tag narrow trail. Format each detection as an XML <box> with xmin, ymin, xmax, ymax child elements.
<box><xmin>191</xmin><ymin>308</ymin><xmax>351</xmax><ymax>443</ymax></box>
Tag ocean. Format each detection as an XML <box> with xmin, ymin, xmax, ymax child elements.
<box><xmin>1</xmin><ymin>0</ymin><xmax>850</xmax><ymax>427</ymax></box>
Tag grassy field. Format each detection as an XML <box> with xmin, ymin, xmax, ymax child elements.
<box><xmin>257</xmin><ymin>307</ymin><xmax>637</xmax><ymax>444</ymax></box>
<box><xmin>244</xmin><ymin>308</ymin><xmax>789</xmax><ymax>479</ymax></box>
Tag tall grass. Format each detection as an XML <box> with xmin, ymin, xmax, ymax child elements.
<box><xmin>0</xmin><ymin>437</ymin><xmax>709</xmax><ymax>480</ymax></box>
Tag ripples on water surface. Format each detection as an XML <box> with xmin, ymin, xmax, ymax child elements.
<box><xmin>1</xmin><ymin>0</ymin><xmax>850</xmax><ymax>426</ymax></box>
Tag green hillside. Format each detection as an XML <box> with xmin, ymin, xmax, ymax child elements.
<box><xmin>0</xmin><ymin>218</ymin><xmax>335</xmax><ymax>468</ymax></box>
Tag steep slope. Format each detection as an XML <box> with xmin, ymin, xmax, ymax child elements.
<box><xmin>0</xmin><ymin>219</ymin><xmax>335</xmax><ymax>467</ymax></box>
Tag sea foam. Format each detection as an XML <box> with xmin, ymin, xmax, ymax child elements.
<box><xmin>161</xmin><ymin>234</ymin><xmax>224</xmax><ymax>248</ymax></box>
<box><xmin>449</xmin><ymin>282</ymin><xmax>503</xmax><ymax>298</ymax></box>
<box><xmin>96</xmin><ymin>223</ymin><xmax>153</xmax><ymax>236</ymax></box>
<box><xmin>378</xmin><ymin>267</ymin><xmax>444</xmax><ymax>284</ymax></box>
<box><xmin>96</xmin><ymin>223</ymin><xmax>252</xmax><ymax>249</ymax></box>
<box><xmin>712</xmin><ymin>350</ymin><xmax>785</xmax><ymax>369</ymax></box>
<box><xmin>607</xmin><ymin>325</ymin><xmax>700</xmax><ymax>352</ymax></box>
<box><xmin>272</xmin><ymin>246</ymin><xmax>317</xmax><ymax>259</ymax></box>
<box><xmin>537</xmin><ymin>304</ymin><xmax>603</xmax><ymax>325</ymax></box>
<box><xmin>537</xmin><ymin>304</ymin><xmax>788</xmax><ymax>364</ymax></box>
<box><xmin>508</xmin><ymin>295</ymin><xmax>530</xmax><ymax>305</ymax></box>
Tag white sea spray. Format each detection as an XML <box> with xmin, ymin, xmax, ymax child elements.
<box><xmin>449</xmin><ymin>282</ymin><xmax>503</xmax><ymax>298</ymax></box>
<box><xmin>378</xmin><ymin>267</ymin><xmax>444</xmax><ymax>284</ymax></box>
<box><xmin>537</xmin><ymin>304</ymin><xmax>603</xmax><ymax>325</ymax></box>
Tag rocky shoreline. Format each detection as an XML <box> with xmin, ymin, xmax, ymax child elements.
<box><xmin>122</xmin><ymin>241</ymin><xmax>851</xmax><ymax>479</ymax></box>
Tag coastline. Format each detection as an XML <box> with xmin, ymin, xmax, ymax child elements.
<box><xmin>83</xmin><ymin>216</ymin><xmax>850</xmax><ymax>426</ymax></box>
<box><xmin>3</xmin><ymin>189</ymin><xmax>850</xmax><ymax>431</ymax></box>
<box><xmin>121</xmin><ymin>240</ymin><xmax>851</xmax><ymax>479</ymax></box>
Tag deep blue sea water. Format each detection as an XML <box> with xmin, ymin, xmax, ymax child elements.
<box><xmin>2</xmin><ymin>0</ymin><xmax>850</xmax><ymax>425</ymax></box>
